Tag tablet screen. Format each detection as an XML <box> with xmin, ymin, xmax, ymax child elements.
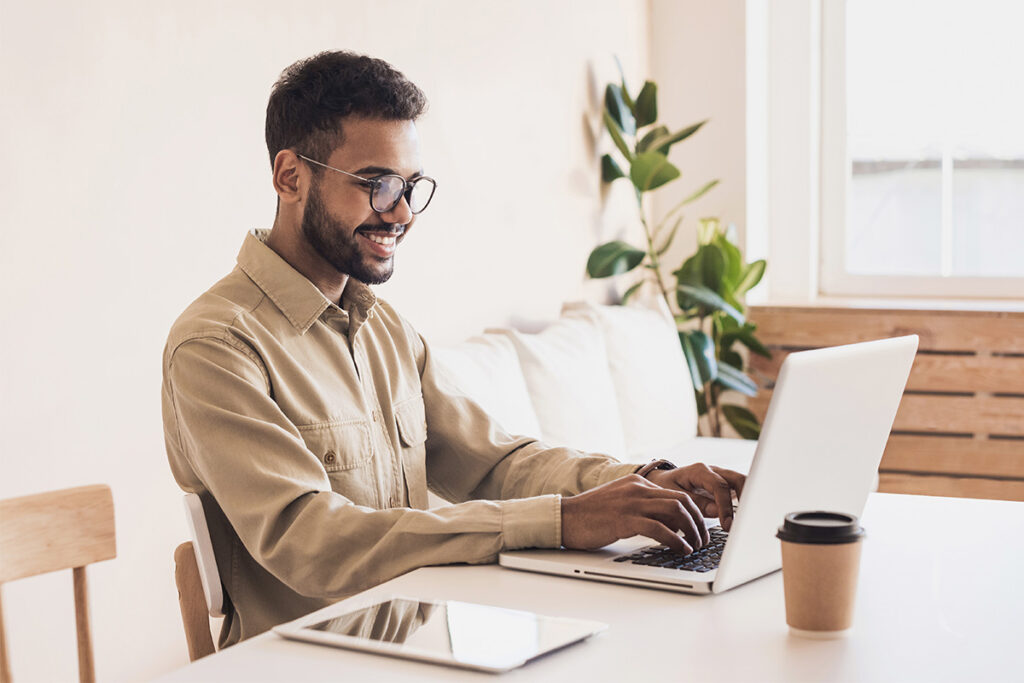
<box><xmin>301</xmin><ymin>598</ymin><xmax>600</xmax><ymax>670</ymax></box>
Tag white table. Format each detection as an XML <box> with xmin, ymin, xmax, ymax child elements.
<box><xmin>157</xmin><ymin>491</ymin><xmax>1024</xmax><ymax>682</ymax></box>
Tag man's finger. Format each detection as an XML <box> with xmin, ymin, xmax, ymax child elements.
<box><xmin>712</xmin><ymin>466</ymin><xmax>746</xmax><ymax>500</ymax></box>
<box><xmin>637</xmin><ymin>518</ymin><xmax>692</xmax><ymax>555</ymax></box>
<box><xmin>677</xmin><ymin>493</ymin><xmax>710</xmax><ymax>546</ymax></box>
<box><xmin>646</xmin><ymin>498</ymin><xmax>704</xmax><ymax>550</ymax></box>
<box><xmin>701</xmin><ymin>471</ymin><xmax>736</xmax><ymax>532</ymax></box>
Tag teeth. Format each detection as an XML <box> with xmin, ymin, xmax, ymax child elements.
<box><xmin>365</xmin><ymin>234</ymin><xmax>396</xmax><ymax>246</ymax></box>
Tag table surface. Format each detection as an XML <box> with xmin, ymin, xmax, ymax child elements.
<box><xmin>156</xmin><ymin>444</ymin><xmax>1024</xmax><ymax>682</ymax></box>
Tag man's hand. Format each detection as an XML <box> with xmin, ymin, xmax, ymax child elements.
<box><xmin>561</xmin><ymin>475</ymin><xmax>709</xmax><ymax>554</ymax></box>
<box><xmin>644</xmin><ymin>463</ymin><xmax>746</xmax><ymax>532</ymax></box>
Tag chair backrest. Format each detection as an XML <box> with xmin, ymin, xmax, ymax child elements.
<box><xmin>182</xmin><ymin>494</ymin><xmax>223</xmax><ymax>617</ymax></box>
<box><xmin>173</xmin><ymin>543</ymin><xmax>216</xmax><ymax>661</ymax></box>
<box><xmin>0</xmin><ymin>485</ymin><xmax>116</xmax><ymax>683</ymax></box>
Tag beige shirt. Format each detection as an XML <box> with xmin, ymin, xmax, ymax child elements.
<box><xmin>161</xmin><ymin>230</ymin><xmax>638</xmax><ymax>646</ymax></box>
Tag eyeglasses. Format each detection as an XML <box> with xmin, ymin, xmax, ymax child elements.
<box><xmin>297</xmin><ymin>154</ymin><xmax>437</xmax><ymax>215</ymax></box>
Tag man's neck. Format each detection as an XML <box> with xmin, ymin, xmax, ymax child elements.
<box><xmin>265</xmin><ymin>222</ymin><xmax>349</xmax><ymax>306</ymax></box>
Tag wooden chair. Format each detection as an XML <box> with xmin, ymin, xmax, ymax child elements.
<box><xmin>173</xmin><ymin>493</ymin><xmax>223</xmax><ymax>661</ymax></box>
<box><xmin>0</xmin><ymin>485</ymin><xmax>116</xmax><ymax>683</ymax></box>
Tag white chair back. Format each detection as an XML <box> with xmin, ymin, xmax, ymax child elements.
<box><xmin>182</xmin><ymin>493</ymin><xmax>224</xmax><ymax>617</ymax></box>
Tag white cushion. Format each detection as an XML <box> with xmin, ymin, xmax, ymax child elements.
<box><xmin>495</xmin><ymin>317</ymin><xmax>627</xmax><ymax>459</ymax></box>
<box><xmin>430</xmin><ymin>334</ymin><xmax>543</xmax><ymax>439</ymax></box>
<box><xmin>562</xmin><ymin>299</ymin><xmax>698</xmax><ymax>460</ymax></box>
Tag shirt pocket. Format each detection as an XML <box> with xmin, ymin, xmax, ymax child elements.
<box><xmin>394</xmin><ymin>395</ymin><xmax>428</xmax><ymax>509</ymax></box>
<box><xmin>299</xmin><ymin>420</ymin><xmax>377</xmax><ymax>507</ymax></box>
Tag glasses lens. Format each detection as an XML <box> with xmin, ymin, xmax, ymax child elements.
<box><xmin>408</xmin><ymin>178</ymin><xmax>437</xmax><ymax>214</ymax></box>
<box><xmin>371</xmin><ymin>176</ymin><xmax>406</xmax><ymax>212</ymax></box>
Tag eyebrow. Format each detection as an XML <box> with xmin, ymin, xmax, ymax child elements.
<box><xmin>353</xmin><ymin>165</ymin><xmax>424</xmax><ymax>179</ymax></box>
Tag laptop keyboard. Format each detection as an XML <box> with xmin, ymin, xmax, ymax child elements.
<box><xmin>613</xmin><ymin>526</ymin><xmax>729</xmax><ymax>573</ymax></box>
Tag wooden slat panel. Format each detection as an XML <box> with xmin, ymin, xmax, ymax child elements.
<box><xmin>880</xmin><ymin>434</ymin><xmax>1024</xmax><ymax>478</ymax></box>
<box><xmin>878</xmin><ymin>473</ymin><xmax>1024</xmax><ymax>501</ymax></box>
<box><xmin>909</xmin><ymin>354</ymin><xmax>1024</xmax><ymax>393</ymax></box>
<box><xmin>750</xmin><ymin>307</ymin><xmax>1024</xmax><ymax>353</ymax></box>
<box><xmin>894</xmin><ymin>394</ymin><xmax>1024</xmax><ymax>436</ymax></box>
<box><xmin>747</xmin><ymin>387</ymin><xmax>1024</xmax><ymax>435</ymax></box>
<box><xmin>750</xmin><ymin>348</ymin><xmax>1024</xmax><ymax>394</ymax></box>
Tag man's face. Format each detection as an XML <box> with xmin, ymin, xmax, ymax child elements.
<box><xmin>300</xmin><ymin>117</ymin><xmax>422</xmax><ymax>285</ymax></box>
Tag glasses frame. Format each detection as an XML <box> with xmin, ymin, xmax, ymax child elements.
<box><xmin>297</xmin><ymin>154</ymin><xmax>436</xmax><ymax>215</ymax></box>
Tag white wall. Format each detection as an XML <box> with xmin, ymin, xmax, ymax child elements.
<box><xmin>648</xmin><ymin>0</ymin><xmax>750</xmax><ymax>288</ymax></box>
<box><xmin>0</xmin><ymin>1</ymin><xmax>649</xmax><ymax>680</ymax></box>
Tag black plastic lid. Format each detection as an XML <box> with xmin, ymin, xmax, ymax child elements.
<box><xmin>776</xmin><ymin>511</ymin><xmax>865</xmax><ymax>545</ymax></box>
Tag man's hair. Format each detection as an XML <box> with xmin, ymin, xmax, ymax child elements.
<box><xmin>265</xmin><ymin>51</ymin><xmax>427</xmax><ymax>168</ymax></box>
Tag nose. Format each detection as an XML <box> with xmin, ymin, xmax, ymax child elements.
<box><xmin>379</xmin><ymin>194</ymin><xmax>413</xmax><ymax>225</ymax></box>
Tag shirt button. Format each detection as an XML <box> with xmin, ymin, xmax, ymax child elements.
<box><xmin>324</xmin><ymin>451</ymin><xmax>336</xmax><ymax>464</ymax></box>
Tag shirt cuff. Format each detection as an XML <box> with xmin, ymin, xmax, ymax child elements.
<box><xmin>603</xmin><ymin>461</ymin><xmax>648</xmax><ymax>484</ymax></box>
<box><xmin>501</xmin><ymin>494</ymin><xmax>562</xmax><ymax>549</ymax></box>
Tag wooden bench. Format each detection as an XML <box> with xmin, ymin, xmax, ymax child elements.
<box><xmin>746</xmin><ymin>305</ymin><xmax>1024</xmax><ymax>501</ymax></box>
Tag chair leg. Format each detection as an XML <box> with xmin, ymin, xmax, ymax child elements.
<box><xmin>1</xmin><ymin>587</ymin><xmax>12</xmax><ymax>683</ymax></box>
<box><xmin>73</xmin><ymin>567</ymin><xmax>95</xmax><ymax>683</ymax></box>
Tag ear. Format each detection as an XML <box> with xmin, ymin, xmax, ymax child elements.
<box><xmin>272</xmin><ymin>149</ymin><xmax>306</xmax><ymax>205</ymax></box>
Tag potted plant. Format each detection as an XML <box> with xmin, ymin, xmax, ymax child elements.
<box><xmin>587</xmin><ymin>67</ymin><xmax>769</xmax><ymax>439</ymax></box>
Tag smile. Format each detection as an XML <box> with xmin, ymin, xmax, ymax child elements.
<box><xmin>365</xmin><ymin>234</ymin><xmax>396</xmax><ymax>246</ymax></box>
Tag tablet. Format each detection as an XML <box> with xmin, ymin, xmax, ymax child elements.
<box><xmin>273</xmin><ymin>596</ymin><xmax>607</xmax><ymax>673</ymax></box>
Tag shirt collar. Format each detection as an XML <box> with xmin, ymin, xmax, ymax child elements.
<box><xmin>237</xmin><ymin>229</ymin><xmax>377</xmax><ymax>334</ymax></box>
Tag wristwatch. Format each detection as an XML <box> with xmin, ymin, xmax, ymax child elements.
<box><xmin>636</xmin><ymin>459</ymin><xmax>677</xmax><ymax>478</ymax></box>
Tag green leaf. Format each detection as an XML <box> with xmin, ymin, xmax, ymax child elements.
<box><xmin>701</xmin><ymin>244</ymin><xmax>726</xmax><ymax>289</ymax></box>
<box><xmin>586</xmin><ymin>241</ymin><xmax>646</xmax><ymax>278</ymax></box>
<box><xmin>712</xmin><ymin>232</ymin><xmax>743</xmax><ymax>291</ymax></box>
<box><xmin>648</xmin><ymin>119</ymin><xmax>708</xmax><ymax>154</ymax></box>
<box><xmin>741</xmin><ymin>333</ymin><xmax>771</xmax><ymax>358</ymax></box>
<box><xmin>634</xmin><ymin>81</ymin><xmax>658</xmax><ymax>128</ymax></box>
<box><xmin>604</xmin><ymin>84</ymin><xmax>636</xmax><ymax>136</ymax></box>
<box><xmin>601</xmin><ymin>154</ymin><xmax>625</xmax><ymax>182</ymax></box>
<box><xmin>629</xmin><ymin>151</ymin><xmax>681</xmax><ymax>193</ymax></box>
<box><xmin>679</xmin><ymin>329</ymin><xmax>718</xmax><ymax>388</ymax></box>
<box><xmin>655</xmin><ymin>215</ymin><xmax>683</xmax><ymax>256</ymax></box>
<box><xmin>697</xmin><ymin>217</ymin><xmax>719</xmax><ymax>245</ymax></box>
<box><xmin>722</xmin><ymin>404</ymin><xmax>761</xmax><ymax>440</ymax></box>
<box><xmin>660</xmin><ymin>180</ymin><xmax>720</xmax><ymax>225</ymax></box>
<box><xmin>736</xmin><ymin>259</ymin><xmax>766</xmax><ymax>294</ymax></box>
<box><xmin>613</xmin><ymin>56</ymin><xmax>635</xmax><ymax>112</ymax></box>
<box><xmin>620</xmin><ymin>280</ymin><xmax>645</xmax><ymax>304</ymax></box>
<box><xmin>676</xmin><ymin>284</ymin><xmax>746</xmax><ymax>324</ymax></box>
<box><xmin>636</xmin><ymin>125</ymin><xmax>669</xmax><ymax>153</ymax></box>
<box><xmin>695</xmin><ymin>389</ymin><xmax>708</xmax><ymax>416</ymax></box>
<box><xmin>715</xmin><ymin>364</ymin><xmax>758</xmax><ymax>396</ymax></box>
<box><xmin>720</xmin><ymin>322</ymin><xmax>772</xmax><ymax>359</ymax></box>
<box><xmin>678</xmin><ymin>179</ymin><xmax>719</xmax><ymax>207</ymax></box>
<box><xmin>673</xmin><ymin>245</ymin><xmax>724</xmax><ymax>292</ymax></box>
<box><xmin>603</xmin><ymin>111</ymin><xmax>633</xmax><ymax>162</ymax></box>
<box><xmin>720</xmin><ymin>348</ymin><xmax>743</xmax><ymax>370</ymax></box>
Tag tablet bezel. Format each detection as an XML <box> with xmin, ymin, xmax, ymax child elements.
<box><xmin>272</xmin><ymin>594</ymin><xmax>607</xmax><ymax>674</ymax></box>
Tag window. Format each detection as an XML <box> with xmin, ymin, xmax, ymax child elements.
<box><xmin>819</xmin><ymin>0</ymin><xmax>1024</xmax><ymax>298</ymax></box>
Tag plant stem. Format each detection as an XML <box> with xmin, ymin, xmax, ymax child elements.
<box><xmin>637</xmin><ymin>195</ymin><xmax>674</xmax><ymax>312</ymax></box>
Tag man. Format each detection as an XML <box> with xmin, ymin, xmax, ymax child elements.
<box><xmin>162</xmin><ymin>51</ymin><xmax>745</xmax><ymax>647</ymax></box>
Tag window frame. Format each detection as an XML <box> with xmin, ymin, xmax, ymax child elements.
<box><xmin>817</xmin><ymin>0</ymin><xmax>1024</xmax><ymax>299</ymax></box>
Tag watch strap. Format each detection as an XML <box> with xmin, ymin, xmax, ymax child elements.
<box><xmin>635</xmin><ymin>459</ymin><xmax>677</xmax><ymax>479</ymax></box>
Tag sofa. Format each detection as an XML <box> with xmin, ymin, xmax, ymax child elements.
<box><xmin>429</xmin><ymin>299</ymin><xmax>757</xmax><ymax>506</ymax></box>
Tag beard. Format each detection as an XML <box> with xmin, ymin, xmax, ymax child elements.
<box><xmin>300</xmin><ymin>178</ymin><xmax>396</xmax><ymax>285</ymax></box>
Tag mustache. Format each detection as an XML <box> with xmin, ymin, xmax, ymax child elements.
<box><xmin>356</xmin><ymin>224</ymin><xmax>406</xmax><ymax>235</ymax></box>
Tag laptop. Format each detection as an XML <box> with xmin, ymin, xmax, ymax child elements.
<box><xmin>499</xmin><ymin>335</ymin><xmax>918</xmax><ymax>594</ymax></box>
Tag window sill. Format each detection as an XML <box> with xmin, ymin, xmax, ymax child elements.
<box><xmin>750</xmin><ymin>296</ymin><xmax>1024</xmax><ymax>315</ymax></box>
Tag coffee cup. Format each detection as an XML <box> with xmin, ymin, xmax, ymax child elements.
<box><xmin>776</xmin><ymin>511</ymin><xmax>865</xmax><ymax>638</ymax></box>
